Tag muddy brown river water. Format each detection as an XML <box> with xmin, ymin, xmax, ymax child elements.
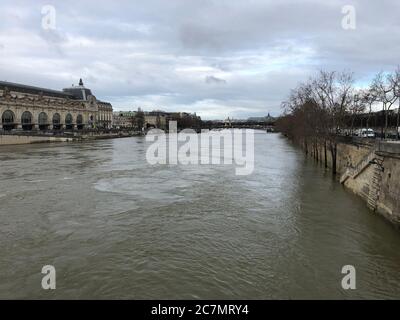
<box><xmin>0</xmin><ymin>132</ymin><xmax>399</xmax><ymax>299</ymax></box>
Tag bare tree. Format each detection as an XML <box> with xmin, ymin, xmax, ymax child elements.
<box><xmin>279</xmin><ymin>70</ymin><xmax>355</xmax><ymax>174</ymax></box>
<box><xmin>361</xmin><ymin>88</ymin><xmax>377</xmax><ymax>129</ymax></box>
<box><xmin>315</xmin><ymin>71</ymin><xmax>354</xmax><ymax>173</ymax></box>
<box><xmin>370</xmin><ymin>70</ymin><xmax>399</xmax><ymax>139</ymax></box>
<box><xmin>390</xmin><ymin>67</ymin><xmax>400</xmax><ymax>139</ymax></box>
<box><xmin>134</xmin><ymin>109</ymin><xmax>145</xmax><ymax>131</ymax></box>
<box><xmin>349</xmin><ymin>90</ymin><xmax>366</xmax><ymax>134</ymax></box>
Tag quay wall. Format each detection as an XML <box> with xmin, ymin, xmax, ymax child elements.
<box><xmin>0</xmin><ymin>131</ymin><xmax>140</xmax><ymax>146</ymax></box>
<box><xmin>0</xmin><ymin>135</ymin><xmax>72</xmax><ymax>145</ymax></box>
<box><xmin>310</xmin><ymin>138</ymin><xmax>400</xmax><ymax>227</ymax></box>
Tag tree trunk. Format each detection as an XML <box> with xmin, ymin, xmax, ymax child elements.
<box><xmin>381</xmin><ymin>106</ymin><xmax>385</xmax><ymax>140</ymax></box>
<box><xmin>397</xmin><ymin>107</ymin><xmax>400</xmax><ymax>140</ymax></box>
<box><xmin>330</xmin><ymin>142</ymin><xmax>337</xmax><ymax>175</ymax></box>
<box><xmin>304</xmin><ymin>139</ymin><xmax>308</xmax><ymax>155</ymax></box>
<box><xmin>385</xmin><ymin>108</ymin><xmax>389</xmax><ymax>139</ymax></box>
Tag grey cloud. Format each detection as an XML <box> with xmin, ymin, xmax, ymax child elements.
<box><xmin>205</xmin><ymin>75</ymin><xmax>226</xmax><ymax>84</ymax></box>
<box><xmin>0</xmin><ymin>0</ymin><xmax>400</xmax><ymax>119</ymax></box>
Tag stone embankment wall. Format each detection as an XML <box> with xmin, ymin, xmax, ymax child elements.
<box><xmin>0</xmin><ymin>135</ymin><xmax>72</xmax><ymax>145</ymax></box>
<box><xmin>312</xmin><ymin>138</ymin><xmax>400</xmax><ymax>227</ymax></box>
<box><xmin>0</xmin><ymin>131</ymin><xmax>140</xmax><ymax>146</ymax></box>
<box><xmin>373</xmin><ymin>142</ymin><xmax>400</xmax><ymax>225</ymax></box>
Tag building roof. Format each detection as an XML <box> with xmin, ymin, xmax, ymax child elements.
<box><xmin>114</xmin><ymin>111</ymin><xmax>137</xmax><ymax>117</ymax></box>
<box><xmin>97</xmin><ymin>100</ymin><xmax>112</xmax><ymax>106</ymax></box>
<box><xmin>0</xmin><ymin>80</ymin><xmax>75</xmax><ymax>99</ymax></box>
<box><xmin>62</xmin><ymin>87</ymin><xmax>93</xmax><ymax>100</ymax></box>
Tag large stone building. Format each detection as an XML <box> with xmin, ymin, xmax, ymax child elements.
<box><xmin>113</xmin><ymin>108</ymin><xmax>200</xmax><ymax>130</ymax></box>
<box><xmin>144</xmin><ymin>111</ymin><xmax>168</xmax><ymax>129</ymax></box>
<box><xmin>112</xmin><ymin>111</ymin><xmax>137</xmax><ymax>128</ymax></box>
<box><xmin>0</xmin><ymin>79</ymin><xmax>113</xmax><ymax>131</ymax></box>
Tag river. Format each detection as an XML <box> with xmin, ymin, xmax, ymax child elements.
<box><xmin>0</xmin><ymin>132</ymin><xmax>399</xmax><ymax>299</ymax></box>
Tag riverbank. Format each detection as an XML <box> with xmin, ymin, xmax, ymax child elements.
<box><xmin>0</xmin><ymin>130</ymin><xmax>142</xmax><ymax>146</ymax></box>
<box><xmin>304</xmin><ymin>137</ymin><xmax>400</xmax><ymax>227</ymax></box>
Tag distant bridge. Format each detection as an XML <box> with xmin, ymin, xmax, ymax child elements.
<box><xmin>205</xmin><ymin>120</ymin><xmax>276</xmax><ymax>131</ymax></box>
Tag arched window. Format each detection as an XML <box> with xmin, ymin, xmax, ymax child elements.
<box><xmin>65</xmin><ymin>113</ymin><xmax>73</xmax><ymax>124</ymax></box>
<box><xmin>1</xmin><ymin>110</ymin><xmax>15</xmax><ymax>130</ymax></box>
<box><xmin>65</xmin><ymin>113</ymin><xmax>73</xmax><ymax>130</ymax></box>
<box><xmin>21</xmin><ymin>111</ymin><xmax>33</xmax><ymax>130</ymax></box>
<box><xmin>21</xmin><ymin>111</ymin><xmax>32</xmax><ymax>124</ymax></box>
<box><xmin>38</xmin><ymin>112</ymin><xmax>48</xmax><ymax>125</ymax></box>
<box><xmin>52</xmin><ymin>113</ymin><xmax>61</xmax><ymax>130</ymax></box>
<box><xmin>2</xmin><ymin>110</ymin><xmax>14</xmax><ymax>124</ymax></box>
<box><xmin>76</xmin><ymin>114</ymin><xmax>83</xmax><ymax>130</ymax></box>
<box><xmin>38</xmin><ymin>112</ymin><xmax>49</xmax><ymax>130</ymax></box>
<box><xmin>52</xmin><ymin>113</ymin><xmax>61</xmax><ymax>125</ymax></box>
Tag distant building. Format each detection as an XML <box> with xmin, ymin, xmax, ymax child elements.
<box><xmin>145</xmin><ymin>110</ymin><xmax>168</xmax><ymax>129</ymax></box>
<box><xmin>224</xmin><ymin>117</ymin><xmax>233</xmax><ymax>127</ymax></box>
<box><xmin>0</xmin><ymin>79</ymin><xmax>113</xmax><ymax>131</ymax></box>
<box><xmin>113</xmin><ymin>111</ymin><xmax>137</xmax><ymax>128</ymax></box>
<box><xmin>113</xmin><ymin>109</ymin><xmax>201</xmax><ymax>130</ymax></box>
<box><xmin>247</xmin><ymin>113</ymin><xmax>276</xmax><ymax>123</ymax></box>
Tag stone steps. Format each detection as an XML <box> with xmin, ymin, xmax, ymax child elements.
<box><xmin>367</xmin><ymin>156</ymin><xmax>384</xmax><ymax>212</ymax></box>
<box><xmin>339</xmin><ymin>149</ymin><xmax>383</xmax><ymax>212</ymax></box>
<box><xmin>340</xmin><ymin>150</ymin><xmax>376</xmax><ymax>184</ymax></box>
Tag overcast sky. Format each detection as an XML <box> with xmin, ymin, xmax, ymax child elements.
<box><xmin>0</xmin><ymin>0</ymin><xmax>399</xmax><ymax>119</ymax></box>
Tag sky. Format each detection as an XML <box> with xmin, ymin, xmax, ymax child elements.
<box><xmin>0</xmin><ymin>0</ymin><xmax>400</xmax><ymax>120</ymax></box>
